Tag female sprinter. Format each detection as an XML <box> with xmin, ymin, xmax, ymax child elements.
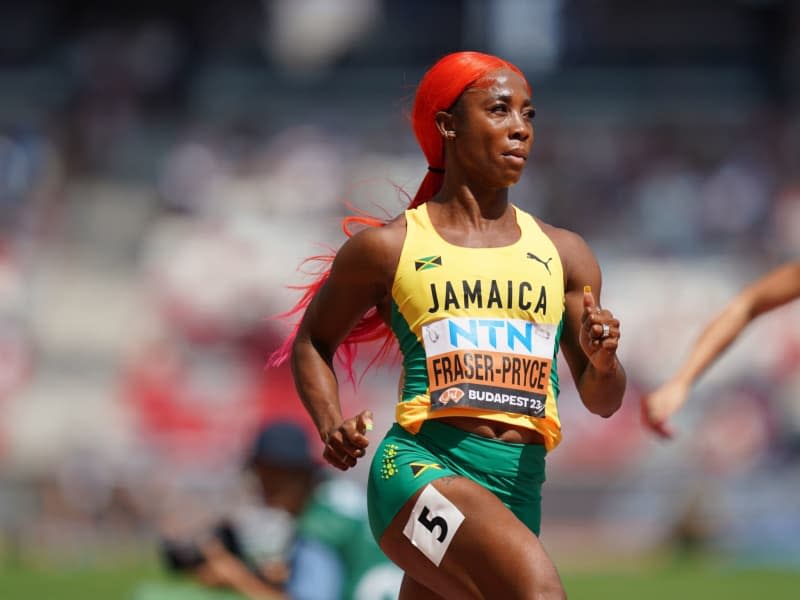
<box><xmin>276</xmin><ymin>51</ymin><xmax>626</xmax><ymax>599</ymax></box>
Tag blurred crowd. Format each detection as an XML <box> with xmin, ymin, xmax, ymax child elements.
<box><xmin>0</xmin><ymin>1</ymin><xmax>799</xmax><ymax>592</ymax></box>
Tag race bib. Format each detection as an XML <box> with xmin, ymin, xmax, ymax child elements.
<box><xmin>422</xmin><ymin>317</ymin><xmax>556</xmax><ymax>417</ymax></box>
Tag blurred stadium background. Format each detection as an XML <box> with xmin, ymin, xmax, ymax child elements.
<box><xmin>0</xmin><ymin>0</ymin><xmax>799</xmax><ymax>598</ymax></box>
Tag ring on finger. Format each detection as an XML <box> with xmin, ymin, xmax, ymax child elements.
<box><xmin>601</xmin><ymin>323</ymin><xmax>610</xmax><ymax>339</ymax></box>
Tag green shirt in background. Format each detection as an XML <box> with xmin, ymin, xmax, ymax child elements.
<box><xmin>297</xmin><ymin>478</ymin><xmax>402</xmax><ymax>600</ymax></box>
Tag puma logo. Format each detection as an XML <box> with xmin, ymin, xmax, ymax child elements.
<box><xmin>526</xmin><ymin>252</ymin><xmax>552</xmax><ymax>275</ymax></box>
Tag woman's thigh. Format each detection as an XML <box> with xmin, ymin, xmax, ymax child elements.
<box><xmin>398</xmin><ymin>574</ymin><xmax>447</xmax><ymax>600</ymax></box>
<box><xmin>379</xmin><ymin>476</ymin><xmax>565</xmax><ymax>600</ymax></box>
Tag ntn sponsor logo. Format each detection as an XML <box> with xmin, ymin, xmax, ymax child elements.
<box><xmin>423</xmin><ymin>317</ymin><xmax>556</xmax><ymax>356</ymax></box>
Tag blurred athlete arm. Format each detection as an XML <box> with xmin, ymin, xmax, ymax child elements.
<box><xmin>643</xmin><ymin>260</ymin><xmax>800</xmax><ymax>438</ymax></box>
<box><xmin>195</xmin><ymin>539</ymin><xmax>286</xmax><ymax>599</ymax></box>
<box><xmin>553</xmin><ymin>227</ymin><xmax>626</xmax><ymax>418</ymax></box>
<box><xmin>291</xmin><ymin>222</ymin><xmax>402</xmax><ymax>470</ymax></box>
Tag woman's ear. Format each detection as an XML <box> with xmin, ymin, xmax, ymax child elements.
<box><xmin>435</xmin><ymin>110</ymin><xmax>456</xmax><ymax>139</ymax></box>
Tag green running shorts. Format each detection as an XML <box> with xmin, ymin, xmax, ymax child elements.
<box><xmin>367</xmin><ymin>419</ymin><xmax>546</xmax><ymax>542</ymax></box>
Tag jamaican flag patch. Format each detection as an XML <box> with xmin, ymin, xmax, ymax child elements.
<box><xmin>415</xmin><ymin>255</ymin><xmax>442</xmax><ymax>271</ymax></box>
<box><xmin>410</xmin><ymin>462</ymin><xmax>443</xmax><ymax>478</ymax></box>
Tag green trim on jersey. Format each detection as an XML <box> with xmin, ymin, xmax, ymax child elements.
<box><xmin>550</xmin><ymin>316</ymin><xmax>565</xmax><ymax>399</ymax></box>
<box><xmin>390</xmin><ymin>299</ymin><xmax>428</xmax><ymax>400</ymax></box>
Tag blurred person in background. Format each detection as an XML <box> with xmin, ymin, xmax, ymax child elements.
<box><xmin>275</xmin><ymin>51</ymin><xmax>626</xmax><ymax>599</ymax></box>
<box><xmin>642</xmin><ymin>260</ymin><xmax>800</xmax><ymax>438</ymax></box>
<box><xmin>159</xmin><ymin>419</ymin><xmax>401</xmax><ymax>600</ymax></box>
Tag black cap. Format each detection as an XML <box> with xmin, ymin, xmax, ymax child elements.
<box><xmin>247</xmin><ymin>420</ymin><xmax>317</xmax><ymax>470</ymax></box>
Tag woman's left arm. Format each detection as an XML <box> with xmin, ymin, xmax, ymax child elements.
<box><xmin>551</xmin><ymin>228</ymin><xmax>626</xmax><ymax>417</ymax></box>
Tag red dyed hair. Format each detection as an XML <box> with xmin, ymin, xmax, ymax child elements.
<box><xmin>269</xmin><ymin>52</ymin><xmax>530</xmax><ymax>379</ymax></box>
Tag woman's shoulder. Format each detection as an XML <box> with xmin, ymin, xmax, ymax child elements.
<box><xmin>336</xmin><ymin>213</ymin><xmax>407</xmax><ymax>273</ymax></box>
<box><xmin>348</xmin><ymin>212</ymin><xmax>406</xmax><ymax>248</ymax></box>
<box><xmin>513</xmin><ymin>206</ymin><xmax>584</xmax><ymax>246</ymax></box>
<box><xmin>532</xmin><ymin>217</ymin><xmax>598</xmax><ymax>276</ymax></box>
<box><xmin>533</xmin><ymin>218</ymin><xmax>589</xmax><ymax>252</ymax></box>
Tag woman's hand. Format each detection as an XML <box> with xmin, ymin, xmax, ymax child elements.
<box><xmin>579</xmin><ymin>286</ymin><xmax>620</xmax><ymax>374</ymax></box>
<box><xmin>641</xmin><ymin>379</ymin><xmax>690</xmax><ymax>439</ymax></box>
<box><xmin>321</xmin><ymin>410</ymin><xmax>373</xmax><ymax>471</ymax></box>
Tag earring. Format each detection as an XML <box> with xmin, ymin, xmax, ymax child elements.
<box><xmin>446</xmin><ymin>131</ymin><xmax>456</xmax><ymax>139</ymax></box>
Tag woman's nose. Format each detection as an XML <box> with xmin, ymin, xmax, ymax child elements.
<box><xmin>509</xmin><ymin>111</ymin><xmax>531</xmax><ymax>140</ymax></box>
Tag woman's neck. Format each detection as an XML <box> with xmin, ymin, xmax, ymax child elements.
<box><xmin>431</xmin><ymin>181</ymin><xmax>511</xmax><ymax>227</ymax></box>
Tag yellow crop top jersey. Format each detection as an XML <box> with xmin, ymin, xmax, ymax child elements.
<box><xmin>390</xmin><ymin>203</ymin><xmax>566</xmax><ymax>451</ymax></box>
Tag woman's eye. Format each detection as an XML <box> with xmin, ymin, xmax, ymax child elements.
<box><xmin>491</xmin><ymin>104</ymin><xmax>507</xmax><ymax>114</ymax></box>
<box><xmin>524</xmin><ymin>110</ymin><xmax>536</xmax><ymax>120</ymax></box>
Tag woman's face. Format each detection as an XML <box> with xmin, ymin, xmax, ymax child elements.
<box><xmin>448</xmin><ymin>68</ymin><xmax>534</xmax><ymax>188</ymax></box>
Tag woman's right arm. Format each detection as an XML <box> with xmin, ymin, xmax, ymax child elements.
<box><xmin>291</xmin><ymin>224</ymin><xmax>400</xmax><ymax>469</ymax></box>
<box><xmin>643</xmin><ymin>260</ymin><xmax>800</xmax><ymax>437</ymax></box>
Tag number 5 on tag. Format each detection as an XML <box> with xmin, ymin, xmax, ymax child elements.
<box><xmin>403</xmin><ymin>484</ymin><xmax>465</xmax><ymax>566</ymax></box>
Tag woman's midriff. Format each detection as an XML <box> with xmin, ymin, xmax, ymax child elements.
<box><xmin>436</xmin><ymin>415</ymin><xmax>546</xmax><ymax>445</ymax></box>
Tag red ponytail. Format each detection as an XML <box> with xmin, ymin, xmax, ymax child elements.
<box><xmin>269</xmin><ymin>52</ymin><xmax>530</xmax><ymax>380</ymax></box>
